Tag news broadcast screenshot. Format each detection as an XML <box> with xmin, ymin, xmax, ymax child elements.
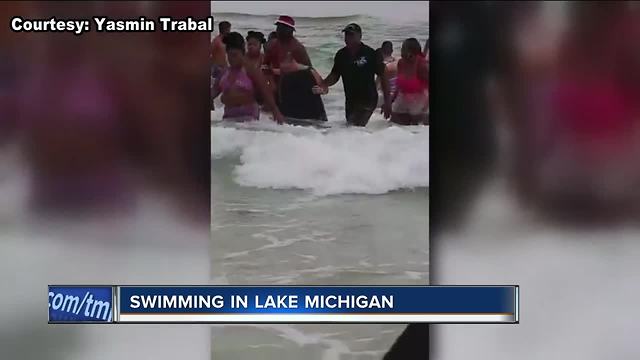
<box><xmin>7</xmin><ymin>1</ymin><xmax>639</xmax><ymax>359</ymax></box>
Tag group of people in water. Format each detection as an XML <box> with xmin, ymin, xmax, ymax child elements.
<box><xmin>210</xmin><ymin>16</ymin><xmax>429</xmax><ymax>127</ymax></box>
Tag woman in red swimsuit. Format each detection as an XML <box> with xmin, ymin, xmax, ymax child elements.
<box><xmin>391</xmin><ymin>38</ymin><xmax>429</xmax><ymax>126</ymax></box>
<box><xmin>537</xmin><ymin>2</ymin><xmax>640</xmax><ymax>214</ymax></box>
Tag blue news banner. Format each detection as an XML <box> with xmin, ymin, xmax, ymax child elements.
<box><xmin>48</xmin><ymin>286</ymin><xmax>519</xmax><ymax>324</ymax></box>
<box><xmin>48</xmin><ymin>286</ymin><xmax>114</xmax><ymax>323</ymax></box>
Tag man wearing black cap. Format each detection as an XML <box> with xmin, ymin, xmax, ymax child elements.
<box><xmin>318</xmin><ymin>23</ymin><xmax>391</xmax><ymax>126</ymax></box>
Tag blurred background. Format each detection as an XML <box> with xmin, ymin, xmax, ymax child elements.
<box><xmin>431</xmin><ymin>1</ymin><xmax>640</xmax><ymax>359</ymax></box>
<box><xmin>8</xmin><ymin>0</ymin><xmax>640</xmax><ymax>358</ymax></box>
<box><xmin>1</xmin><ymin>2</ymin><xmax>211</xmax><ymax>359</ymax></box>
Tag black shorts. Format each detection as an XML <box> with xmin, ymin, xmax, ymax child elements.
<box><xmin>345</xmin><ymin>97</ymin><xmax>378</xmax><ymax>127</ymax></box>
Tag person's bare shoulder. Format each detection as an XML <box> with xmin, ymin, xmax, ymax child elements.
<box><xmin>387</xmin><ymin>60</ymin><xmax>399</xmax><ymax>73</ymax></box>
<box><xmin>292</xmin><ymin>39</ymin><xmax>311</xmax><ymax>63</ymax></box>
<box><xmin>243</xmin><ymin>60</ymin><xmax>260</xmax><ymax>77</ymax></box>
<box><xmin>213</xmin><ymin>35</ymin><xmax>224</xmax><ymax>48</ymax></box>
<box><xmin>266</xmin><ymin>39</ymin><xmax>279</xmax><ymax>53</ymax></box>
<box><xmin>418</xmin><ymin>57</ymin><xmax>428</xmax><ymax>70</ymax></box>
<box><xmin>288</xmin><ymin>38</ymin><xmax>304</xmax><ymax>53</ymax></box>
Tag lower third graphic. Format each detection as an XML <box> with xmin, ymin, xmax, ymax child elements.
<box><xmin>48</xmin><ymin>286</ymin><xmax>113</xmax><ymax>323</ymax></box>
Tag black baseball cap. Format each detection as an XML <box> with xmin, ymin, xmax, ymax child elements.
<box><xmin>342</xmin><ymin>23</ymin><xmax>362</xmax><ymax>34</ymax></box>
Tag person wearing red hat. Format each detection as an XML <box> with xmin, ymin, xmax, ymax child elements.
<box><xmin>263</xmin><ymin>15</ymin><xmax>328</xmax><ymax>123</ymax></box>
<box><xmin>263</xmin><ymin>16</ymin><xmax>312</xmax><ymax>82</ymax></box>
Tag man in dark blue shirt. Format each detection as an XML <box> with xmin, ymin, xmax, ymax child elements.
<box><xmin>319</xmin><ymin>23</ymin><xmax>391</xmax><ymax>126</ymax></box>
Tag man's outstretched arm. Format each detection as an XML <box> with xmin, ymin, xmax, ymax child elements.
<box><xmin>322</xmin><ymin>52</ymin><xmax>342</xmax><ymax>89</ymax></box>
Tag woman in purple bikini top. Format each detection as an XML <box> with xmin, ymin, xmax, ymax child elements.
<box><xmin>219</xmin><ymin>67</ymin><xmax>255</xmax><ymax>97</ymax></box>
<box><xmin>212</xmin><ymin>32</ymin><xmax>284</xmax><ymax>123</ymax></box>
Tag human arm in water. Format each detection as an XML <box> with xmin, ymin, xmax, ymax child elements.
<box><xmin>319</xmin><ymin>51</ymin><xmax>342</xmax><ymax>93</ymax></box>
<box><xmin>260</xmin><ymin>64</ymin><xmax>277</xmax><ymax>96</ymax></box>
<box><xmin>310</xmin><ymin>68</ymin><xmax>329</xmax><ymax>95</ymax></box>
<box><xmin>272</xmin><ymin>49</ymin><xmax>325</xmax><ymax>95</ymax></box>
<box><xmin>271</xmin><ymin>68</ymin><xmax>281</xmax><ymax>76</ymax></box>
<box><xmin>378</xmin><ymin>60</ymin><xmax>398</xmax><ymax>91</ymax></box>
<box><xmin>262</xmin><ymin>42</ymin><xmax>280</xmax><ymax>78</ymax></box>
<box><xmin>376</xmin><ymin>51</ymin><xmax>392</xmax><ymax>119</ymax></box>
<box><xmin>418</xmin><ymin>58</ymin><xmax>428</xmax><ymax>86</ymax></box>
<box><xmin>211</xmin><ymin>76</ymin><xmax>222</xmax><ymax>100</ymax></box>
<box><xmin>245</xmin><ymin>62</ymin><xmax>285</xmax><ymax>124</ymax></box>
<box><xmin>391</xmin><ymin>59</ymin><xmax>404</xmax><ymax>104</ymax></box>
<box><xmin>263</xmin><ymin>40</ymin><xmax>312</xmax><ymax>76</ymax></box>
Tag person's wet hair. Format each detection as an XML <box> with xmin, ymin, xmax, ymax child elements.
<box><xmin>218</xmin><ymin>21</ymin><xmax>231</xmax><ymax>34</ymax></box>
<box><xmin>223</xmin><ymin>32</ymin><xmax>245</xmax><ymax>53</ymax></box>
<box><xmin>246</xmin><ymin>31</ymin><xmax>266</xmax><ymax>44</ymax></box>
<box><xmin>403</xmin><ymin>38</ymin><xmax>423</xmax><ymax>57</ymax></box>
<box><xmin>381</xmin><ymin>41</ymin><xmax>393</xmax><ymax>56</ymax></box>
<box><xmin>268</xmin><ymin>31</ymin><xmax>277</xmax><ymax>41</ymax></box>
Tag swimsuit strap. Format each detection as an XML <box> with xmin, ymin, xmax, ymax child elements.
<box><xmin>220</xmin><ymin>67</ymin><xmax>254</xmax><ymax>93</ymax></box>
<box><xmin>235</xmin><ymin>68</ymin><xmax>254</xmax><ymax>91</ymax></box>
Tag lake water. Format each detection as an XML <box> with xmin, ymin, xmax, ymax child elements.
<box><xmin>211</xmin><ymin>10</ymin><xmax>429</xmax><ymax>360</ymax></box>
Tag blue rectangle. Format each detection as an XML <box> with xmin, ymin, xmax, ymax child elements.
<box><xmin>48</xmin><ymin>286</ymin><xmax>114</xmax><ymax>323</ymax></box>
<box><xmin>119</xmin><ymin>286</ymin><xmax>517</xmax><ymax>315</ymax></box>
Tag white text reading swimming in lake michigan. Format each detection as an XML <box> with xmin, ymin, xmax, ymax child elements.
<box><xmin>11</xmin><ymin>16</ymin><xmax>214</xmax><ymax>36</ymax></box>
<box><xmin>129</xmin><ymin>295</ymin><xmax>394</xmax><ymax>310</ymax></box>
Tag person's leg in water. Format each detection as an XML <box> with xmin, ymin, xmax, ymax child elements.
<box><xmin>390</xmin><ymin>113</ymin><xmax>414</xmax><ymax>125</ymax></box>
<box><xmin>410</xmin><ymin>108</ymin><xmax>429</xmax><ymax>126</ymax></box>
<box><xmin>421</xmin><ymin>111</ymin><xmax>429</xmax><ymax>126</ymax></box>
<box><xmin>346</xmin><ymin>100</ymin><xmax>377</xmax><ymax>127</ymax></box>
<box><xmin>422</xmin><ymin>90</ymin><xmax>430</xmax><ymax>125</ymax></box>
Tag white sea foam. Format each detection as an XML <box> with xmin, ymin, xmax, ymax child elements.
<box><xmin>211</xmin><ymin>123</ymin><xmax>428</xmax><ymax>196</ymax></box>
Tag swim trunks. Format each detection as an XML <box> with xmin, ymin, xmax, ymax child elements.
<box><xmin>346</xmin><ymin>98</ymin><xmax>378</xmax><ymax>127</ymax></box>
